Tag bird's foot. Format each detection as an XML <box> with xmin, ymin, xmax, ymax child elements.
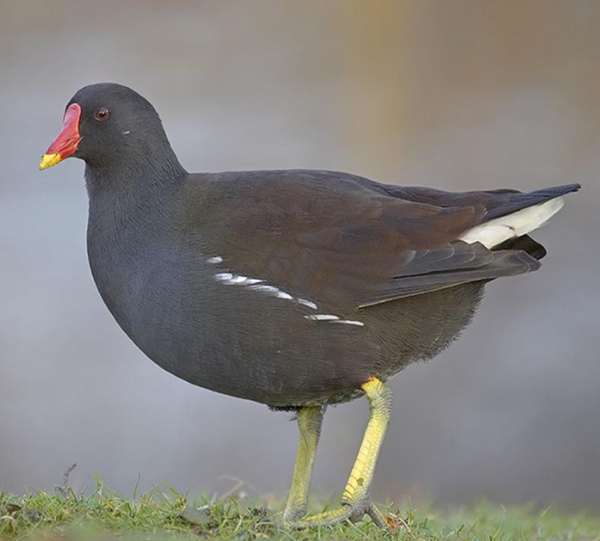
<box><xmin>284</xmin><ymin>498</ymin><xmax>390</xmax><ymax>530</ymax></box>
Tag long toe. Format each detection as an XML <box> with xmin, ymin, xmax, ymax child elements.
<box><xmin>285</xmin><ymin>499</ymin><xmax>391</xmax><ymax>531</ymax></box>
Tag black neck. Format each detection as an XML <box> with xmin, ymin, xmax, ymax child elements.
<box><xmin>85</xmin><ymin>151</ymin><xmax>188</xmax><ymax>241</ymax></box>
<box><xmin>83</xmin><ymin>125</ymin><xmax>187</xmax><ymax>199</ymax></box>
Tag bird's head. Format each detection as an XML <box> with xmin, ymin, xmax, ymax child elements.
<box><xmin>39</xmin><ymin>83</ymin><xmax>176</xmax><ymax>173</ymax></box>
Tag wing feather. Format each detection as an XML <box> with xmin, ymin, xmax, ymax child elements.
<box><xmin>188</xmin><ymin>171</ymin><xmax>575</xmax><ymax>313</ymax></box>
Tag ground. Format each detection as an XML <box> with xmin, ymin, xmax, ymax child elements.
<box><xmin>1</xmin><ymin>482</ymin><xmax>599</xmax><ymax>541</ymax></box>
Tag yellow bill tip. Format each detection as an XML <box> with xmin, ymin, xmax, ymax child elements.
<box><xmin>39</xmin><ymin>153</ymin><xmax>63</xmax><ymax>171</ymax></box>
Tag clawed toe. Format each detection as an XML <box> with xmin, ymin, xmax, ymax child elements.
<box><xmin>284</xmin><ymin>499</ymin><xmax>391</xmax><ymax>531</ymax></box>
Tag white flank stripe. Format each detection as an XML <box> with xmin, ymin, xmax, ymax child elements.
<box><xmin>214</xmin><ymin>272</ymin><xmax>321</xmax><ymax>313</ymax></box>
<box><xmin>250</xmin><ymin>284</ymin><xmax>280</xmax><ymax>294</ymax></box>
<box><xmin>227</xmin><ymin>275</ymin><xmax>248</xmax><ymax>284</ymax></box>
<box><xmin>336</xmin><ymin>320</ymin><xmax>365</xmax><ymax>326</ymax></box>
<box><xmin>305</xmin><ymin>314</ymin><xmax>340</xmax><ymax>321</ymax></box>
<box><xmin>207</xmin><ymin>256</ymin><xmax>223</xmax><ymax>264</ymax></box>
<box><xmin>297</xmin><ymin>298</ymin><xmax>318</xmax><ymax>310</ymax></box>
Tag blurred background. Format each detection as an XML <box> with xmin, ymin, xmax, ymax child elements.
<box><xmin>1</xmin><ymin>0</ymin><xmax>599</xmax><ymax>510</ymax></box>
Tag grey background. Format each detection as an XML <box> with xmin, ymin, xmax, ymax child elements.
<box><xmin>1</xmin><ymin>1</ymin><xmax>599</xmax><ymax>510</ymax></box>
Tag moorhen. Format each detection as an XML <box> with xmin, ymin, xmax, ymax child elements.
<box><xmin>40</xmin><ymin>83</ymin><xmax>579</xmax><ymax>529</ymax></box>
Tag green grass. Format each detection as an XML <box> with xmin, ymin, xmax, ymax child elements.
<box><xmin>1</xmin><ymin>481</ymin><xmax>599</xmax><ymax>541</ymax></box>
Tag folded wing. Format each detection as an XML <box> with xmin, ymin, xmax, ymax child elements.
<box><xmin>194</xmin><ymin>171</ymin><xmax>578</xmax><ymax>313</ymax></box>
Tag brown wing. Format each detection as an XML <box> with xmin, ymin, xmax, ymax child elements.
<box><xmin>187</xmin><ymin>170</ymin><xmax>542</xmax><ymax>313</ymax></box>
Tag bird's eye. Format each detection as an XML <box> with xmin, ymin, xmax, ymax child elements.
<box><xmin>95</xmin><ymin>108</ymin><xmax>110</xmax><ymax>121</ymax></box>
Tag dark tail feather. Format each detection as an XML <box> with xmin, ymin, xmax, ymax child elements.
<box><xmin>495</xmin><ymin>234</ymin><xmax>547</xmax><ymax>260</ymax></box>
<box><xmin>485</xmin><ymin>183</ymin><xmax>581</xmax><ymax>221</ymax></box>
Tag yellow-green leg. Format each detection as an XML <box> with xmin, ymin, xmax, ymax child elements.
<box><xmin>283</xmin><ymin>406</ymin><xmax>324</xmax><ymax>522</ymax></box>
<box><xmin>285</xmin><ymin>377</ymin><xmax>393</xmax><ymax>530</ymax></box>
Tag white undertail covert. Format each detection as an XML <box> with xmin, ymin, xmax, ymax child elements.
<box><xmin>459</xmin><ymin>197</ymin><xmax>565</xmax><ymax>249</ymax></box>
